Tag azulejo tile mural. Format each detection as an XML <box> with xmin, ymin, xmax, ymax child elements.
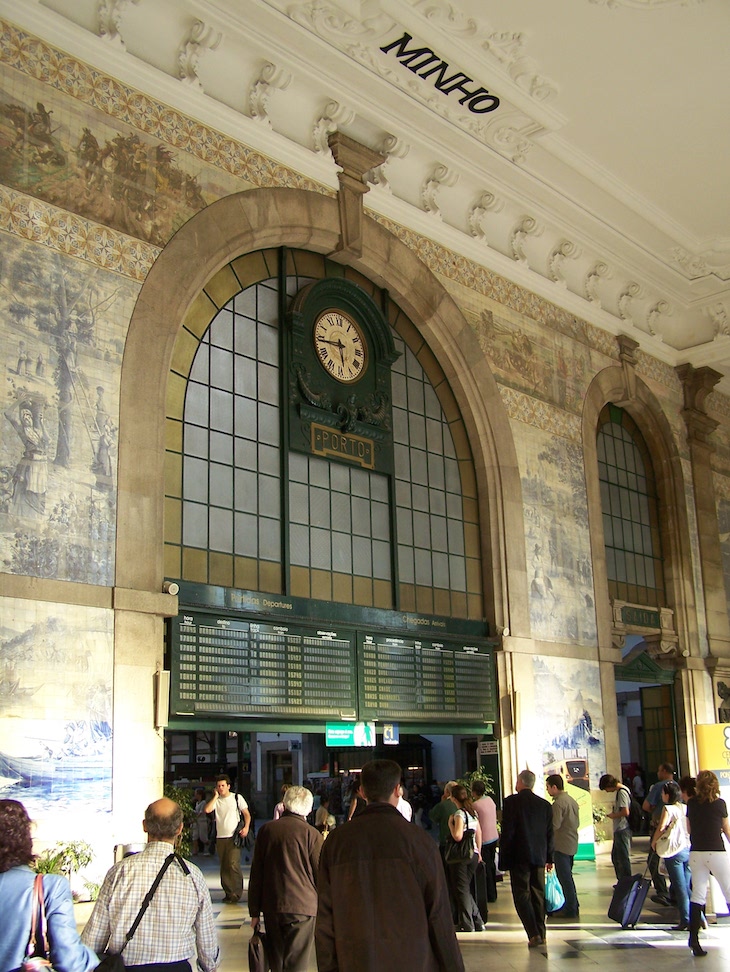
<box><xmin>0</xmin><ymin>17</ymin><xmax>329</xmax><ymax>251</ymax></box>
<box><xmin>517</xmin><ymin>424</ymin><xmax>597</xmax><ymax>645</ymax></box>
<box><xmin>0</xmin><ymin>231</ymin><xmax>138</xmax><ymax>584</ymax></box>
<box><xmin>0</xmin><ymin>597</ymin><xmax>113</xmax><ymax>817</ymax></box>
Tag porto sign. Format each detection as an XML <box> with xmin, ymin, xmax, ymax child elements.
<box><xmin>380</xmin><ymin>32</ymin><xmax>500</xmax><ymax>115</ymax></box>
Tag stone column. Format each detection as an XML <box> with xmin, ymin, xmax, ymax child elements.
<box><xmin>676</xmin><ymin>364</ymin><xmax>730</xmax><ymax>666</ymax></box>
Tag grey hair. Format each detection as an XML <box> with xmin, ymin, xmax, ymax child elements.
<box><xmin>283</xmin><ymin>785</ymin><xmax>314</xmax><ymax>817</ymax></box>
<box><xmin>518</xmin><ymin>769</ymin><xmax>536</xmax><ymax>789</ymax></box>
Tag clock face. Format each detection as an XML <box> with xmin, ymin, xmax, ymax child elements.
<box><xmin>313</xmin><ymin>310</ymin><xmax>368</xmax><ymax>383</ymax></box>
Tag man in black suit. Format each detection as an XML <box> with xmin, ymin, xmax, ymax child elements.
<box><xmin>498</xmin><ymin>769</ymin><xmax>554</xmax><ymax>948</ymax></box>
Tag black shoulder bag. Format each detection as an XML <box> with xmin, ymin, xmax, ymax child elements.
<box><xmin>232</xmin><ymin>793</ymin><xmax>252</xmax><ymax>850</ymax></box>
<box><xmin>444</xmin><ymin>810</ymin><xmax>475</xmax><ymax>865</ymax></box>
<box><xmin>96</xmin><ymin>853</ymin><xmax>190</xmax><ymax>972</ymax></box>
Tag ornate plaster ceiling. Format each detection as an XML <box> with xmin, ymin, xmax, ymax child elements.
<box><xmin>8</xmin><ymin>0</ymin><xmax>730</xmax><ymax>389</ymax></box>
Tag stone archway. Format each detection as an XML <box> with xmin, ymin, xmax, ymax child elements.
<box><xmin>582</xmin><ymin>360</ymin><xmax>705</xmax><ymax>774</ymax></box>
<box><xmin>116</xmin><ymin>187</ymin><xmax>528</xmax><ymax>636</ymax></box>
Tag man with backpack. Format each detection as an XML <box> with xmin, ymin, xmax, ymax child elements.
<box><xmin>599</xmin><ymin>774</ymin><xmax>635</xmax><ymax>880</ymax></box>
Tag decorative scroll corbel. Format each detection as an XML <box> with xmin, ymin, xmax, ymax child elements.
<box><xmin>510</xmin><ymin>216</ymin><xmax>540</xmax><ymax>264</ymax></box>
<box><xmin>327</xmin><ymin>133</ymin><xmax>384</xmax><ymax>261</ymax></box>
<box><xmin>178</xmin><ymin>20</ymin><xmax>223</xmax><ymax>89</ymax></box>
<box><xmin>707</xmin><ymin>302</ymin><xmax>730</xmax><ymax>337</ymax></box>
<box><xmin>468</xmin><ymin>190</ymin><xmax>503</xmax><ymax>240</ymax></box>
<box><xmin>647</xmin><ymin>299</ymin><xmax>670</xmax><ymax>338</ymax></box>
<box><xmin>249</xmin><ymin>62</ymin><xmax>292</xmax><ymax>127</ymax></box>
<box><xmin>421</xmin><ymin>163</ymin><xmax>459</xmax><ymax>219</ymax></box>
<box><xmin>313</xmin><ymin>101</ymin><xmax>355</xmax><ymax>155</ymax></box>
<box><xmin>617</xmin><ymin>281</ymin><xmax>641</xmax><ymax>327</ymax></box>
<box><xmin>584</xmin><ymin>261</ymin><xmax>610</xmax><ymax>305</ymax></box>
<box><xmin>547</xmin><ymin>239</ymin><xmax>579</xmax><ymax>286</ymax></box>
<box><xmin>98</xmin><ymin>0</ymin><xmax>141</xmax><ymax>48</ymax></box>
<box><xmin>369</xmin><ymin>134</ymin><xmax>409</xmax><ymax>193</ymax></box>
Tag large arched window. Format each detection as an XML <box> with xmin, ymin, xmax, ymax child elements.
<box><xmin>596</xmin><ymin>404</ymin><xmax>665</xmax><ymax>607</ymax></box>
<box><xmin>164</xmin><ymin>249</ymin><xmax>483</xmax><ymax>619</ymax></box>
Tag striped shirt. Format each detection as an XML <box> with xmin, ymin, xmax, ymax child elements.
<box><xmin>81</xmin><ymin>842</ymin><xmax>219</xmax><ymax>971</ymax></box>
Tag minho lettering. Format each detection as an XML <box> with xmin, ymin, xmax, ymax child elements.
<box><xmin>380</xmin><ymin>32</ymin><xmax>500</xmax><ymax>114</ymax></box>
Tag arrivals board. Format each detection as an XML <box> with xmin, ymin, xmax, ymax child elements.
<box><xmin>171</xmin><ymin>614</ymin><xmax>357</xmax><ymax>718</ymax></box>
<box><xmin>358</xmin><ymin>633</ymin><xmax>495</xmax><ymax>722</ymax></box>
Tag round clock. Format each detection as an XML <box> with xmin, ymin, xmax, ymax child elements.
<box><xmin>313</xmin><ymin>310</ymin><xmax>368</xmax><ymax>383</ymax></box>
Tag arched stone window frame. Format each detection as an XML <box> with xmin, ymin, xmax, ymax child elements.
<box><xmin>582</xmin><ymin>358</ymin><xmax>701</xmax><ymax>771</ymax></box>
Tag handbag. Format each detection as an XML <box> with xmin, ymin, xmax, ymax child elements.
<box><xmin>23</xmin><ymin>874</ymin><xmax>55</xmax><ymax>972</ymax></box>
<box><xmin>444</xmin><ymin>810</ymin><xmax>475</xmax><ymax>864</ymax></box>
<box><xmin>248</xmin><ymin>929</ymin><xmax>270</xmax><ymax>972</ymax></box>
<box><xmin>544</xmin><ymin>868</ymin><xmax>565</xmax><ymax>913</ymax></box>
<box><xmin>96</xmin><ymin>853</ymin><xmax>188</xmax><ymax>972</ymax></box>
<box><xmin>655</xmin><ymin>807</ymin><xmax>687</xmax><ymax>858</ymax></box>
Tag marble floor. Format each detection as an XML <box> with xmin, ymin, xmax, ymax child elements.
<box><xmin>191</xmin><ymin>834</ymin><xmax>729</xmax><ymax>971</ymax></box>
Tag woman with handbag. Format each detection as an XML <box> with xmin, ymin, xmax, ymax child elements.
<box><xmin>650</xmin><ymin>780</ymin><xmax>690</xmax><ymax>930</ymax></box>
<box><xmin>446</xmin><ymin>785</ymin><xmax>484</xmax><ymax>933</ymax></box>
<box><xmin>0</xmin><ymin>799</ymin><xmax>99</xmax><ymax>972</ymax></box>
<box><xmin>685</xmin><ymin>769</ymin><xmax>730</xmax><ymax>957</ymax></box>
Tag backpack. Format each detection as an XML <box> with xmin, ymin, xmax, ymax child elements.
<box><xmin>627</xmin><ymin>794</ymin><xmax>643</xmax><ymax>832</ymax></box>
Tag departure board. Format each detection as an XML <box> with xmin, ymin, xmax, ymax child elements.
<box><xmin>169</xmin><ymin>611</ymin><xmax>495</xmax><ymax>724</ymax></box>
<box><xmin>171</xmin><ymin>614</ymin><xmax>357</xmax><ymax>718</ymax></box>
<box><xmin>358</xmin><ymin>633</ymin><xmax>496</xmax><ymax>723</ymax></box>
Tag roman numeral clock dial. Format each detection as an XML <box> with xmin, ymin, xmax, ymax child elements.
<box><xmin>313</xmin><ymin>310</ymin><xmax>368</xmax><ymax>383</ymax></box>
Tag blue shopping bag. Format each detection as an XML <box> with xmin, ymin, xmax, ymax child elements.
<box><xmin>544</xmin><ymin>868</ymin><xmax>565</xmax><ymax>913</ymax></box>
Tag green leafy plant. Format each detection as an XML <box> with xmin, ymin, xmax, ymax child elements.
<box><xmin>33</xmin><ymin>840</ymin><xmax>94</xmax><ymax>879</ymax></box>
<box><xmin>457</xmin><ymin>766</ymin><xmax>495</xmax><ymax>796</ymax></box>
<box><xmin>83</xmin><ymin>880</ymin><xmax>100</xmax><ymax>901</ymax></box>
<box><xmin>165</xmin><ymin>782</ymin><xmax>194</xmax><ymax>859</ymax></box>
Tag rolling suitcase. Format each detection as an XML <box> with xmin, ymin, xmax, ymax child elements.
<box><xmin>608</xmin><ymin>869</ymin><xmax>651</xmax><ymax>928</ymax></box>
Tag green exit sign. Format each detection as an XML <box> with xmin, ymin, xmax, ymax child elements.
<box><xmin>326</xmin><ymin>722</ymin><xmax>376</xmax><ymax>746</ymax></box>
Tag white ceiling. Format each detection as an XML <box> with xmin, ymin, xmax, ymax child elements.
<box><xmin>8</xmin><ymin>0</ymin><xmax>730</xmax><ymax>389</ymax></box>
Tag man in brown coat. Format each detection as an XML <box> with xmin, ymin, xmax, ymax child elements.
<box><xmin>248</xmin><ymin>785</ymin><xmax>323</xmax><ymax>972</ymax></box>
<box><xmin>315</xmin><ymin>759</ymin><xmax>464</xmax><ymax>972</ymax></box>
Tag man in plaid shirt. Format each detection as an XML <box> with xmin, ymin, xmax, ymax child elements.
<box><xmin>82</xmin><ymin>797</ymin><xmax>219</xmax><ymax>972</ymax></box>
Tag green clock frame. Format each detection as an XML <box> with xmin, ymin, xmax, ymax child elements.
<box><xmin>286</xmin><ymin>278</ymin><xmax>400</xmax><ymax>474</ymax></box>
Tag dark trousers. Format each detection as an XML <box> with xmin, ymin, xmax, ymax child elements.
<box><xmin>509</xmin><ymin>865</ymin><xmax>546</xmax><ymax>941</ymax></box>
<box><xmin>447</xmin><ymin>854</ymin><xmax>481</xmax><ymax>931</ymax></box>
<box><xmin>482</xmin><ymin>840</ymin><xmax>498</xmax><ymax>901</ymax></box>
<box><xmin>216</xmin><ymin>835</ymin><xmax>242</xmax><ymax>900</ymax></box>
<box><xmin>263</xmin><ymin>913</ymin><xmax>315</xmax><ymax>972</ymax></box>
<box><xmin>611</xmin><ymin>828</ymin><xmax>632</xmax><ymax>880</ymax></box>
<box><xmin>553</xmin><ymin>850</ymin><xmax>579</xmax><ymax>915</ymax></box>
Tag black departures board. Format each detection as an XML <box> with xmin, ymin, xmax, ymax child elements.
<box><xmin>358</xmin><ymin>633</ymin><xmax>496</xmax><ymax>723</ymax></box>
<box><xmin>169</xmin><ymin>612</ymin><xmax>495</xmax><ymax>724</ymax></box>
<box><xmin>171</xmin><ymin>614</ymin><xmax>357</xmax><ymax>718</ymax></box>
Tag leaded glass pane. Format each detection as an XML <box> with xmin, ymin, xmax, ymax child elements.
<box><xmin>209</xmin><ymin>507</ymin><xmax>232</xmax><ymax>552</ymax></box>
<box><xmin>234</xmin><ymin>511</ymin><xmax>257</xmax><ymax>555</ymax></box>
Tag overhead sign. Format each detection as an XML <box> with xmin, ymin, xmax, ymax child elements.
<box><xmin>383</xmin><ymin>723</ymin><xmax>399</xmax><ymax>745</ymax></box>
<box><xmin>478</xmin><ymin>741</ymin><xmax>498</xmax><ymax>756</ymax></box>
<box><xmin>326</xmin><ymin>722</ymin><xmax>376</xmax><ymax>747</ymax></box>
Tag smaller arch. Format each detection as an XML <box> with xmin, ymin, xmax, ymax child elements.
<box><xmin>583</xmin><ymin>365</ymin><xmax>699</xmax><ymax>658</ymax></box>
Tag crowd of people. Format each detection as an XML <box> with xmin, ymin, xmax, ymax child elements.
<box><xmin>1</xmin><ymin>762</ymin><xmax>728</xmax><ymax>971</ymax></box>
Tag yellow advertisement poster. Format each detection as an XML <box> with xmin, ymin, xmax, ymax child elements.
<box><xmin>694</xmin><ymin>724</ymin><xmax>730</xmax><ymax>802</ymax></box>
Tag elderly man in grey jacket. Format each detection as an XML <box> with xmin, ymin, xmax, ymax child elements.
<box><xmin>248</xmin><ymin>785</ymin><xmax>323</xmax><ymax>972</ymax></box>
